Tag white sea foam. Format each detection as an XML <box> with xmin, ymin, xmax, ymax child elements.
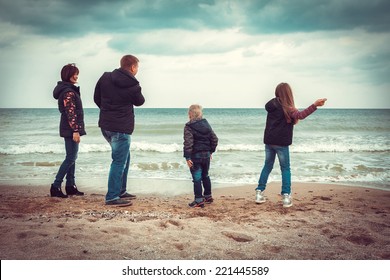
<box><xmin>1</xmin><ymin>141</ymin><xmax>388</xmax><ymax>155</ymax></box>
<box><xmin>291</xmin><ymin>142</ymin><xmax>389</xmax><ymax>153</ymax></box>
<box><xmin>132</xmin><ymin>142</ymin><xmax>181</xmax><ymax>153</ymax></box>
<box><xmin>0</xmin><ymin>143</ymin><xmax>112</xmax><ymax>155</ymax></box>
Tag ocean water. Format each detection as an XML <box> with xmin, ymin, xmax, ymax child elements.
<box><xmin>0</xmin><ymin>108</ymin><xmax>389</xmax><ymax>193</ymax></box>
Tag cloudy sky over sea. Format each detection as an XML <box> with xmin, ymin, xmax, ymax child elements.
<box><xmin>0</xmin><ymin>0</ymin><xmax>389</xmax><ymax>108</ymax></box>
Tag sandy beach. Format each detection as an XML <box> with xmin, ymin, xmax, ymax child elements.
<box><xmin>0</xmin><ymin>182</ymin><xmax>389</xmax><ymax>260</ymax></box>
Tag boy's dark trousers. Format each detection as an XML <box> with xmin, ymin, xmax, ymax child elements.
<box><xmin>190</xmin><ymin>151</ymin><xmax>211</xmax><ymax>199</ymax></box>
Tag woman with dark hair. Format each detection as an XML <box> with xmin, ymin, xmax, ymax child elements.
<box><xmin>255</xmin><ymin>82</ymin><xmax>327</xmax><ymax>207</ymax></box>
<box><xmin>50</xmin><ymin>63</ymin><xmax>86</xmax><ymax>198</ymax></box>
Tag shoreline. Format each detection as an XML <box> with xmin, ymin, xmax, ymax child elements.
<box><xmin>0</xmin><ymin>182</ymin><xmax>389</xmax><ymax>260</ymax></box>
<box><xmin>0</xmin><ymin>177</ymin><xmax>388</xmax><ymax>196</ymax></box>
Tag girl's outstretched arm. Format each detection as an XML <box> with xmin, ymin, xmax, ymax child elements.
<box><xmin>290</xmin><ymin>98</ymin><xmax>327</xmax><ymax>121</ymax></box>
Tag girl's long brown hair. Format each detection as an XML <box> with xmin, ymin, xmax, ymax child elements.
<box><xmin>275</xmin><ymin>82</ymin><xmax>297</xmax><ymax>124</ymax></box>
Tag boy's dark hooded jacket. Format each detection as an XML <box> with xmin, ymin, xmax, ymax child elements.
<box><xmin>183</xmin><ymin>119</ymin><xmax>218</xmax><ymax>159</ymax></box>
<box><xmin>94</xmin><ymin>68</ymin><xmax>145</xmax><ymax>134</ymax></box>
<box><xmin>53</xmin><ymin>81</ymin><xmax>86</xmax><ymax>138</ymax></box>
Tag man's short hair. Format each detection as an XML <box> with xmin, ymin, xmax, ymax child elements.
<box><xmin>120</xmin><ymin>55</ymin><xmax>139</xmax><ymax>69</ymax></box>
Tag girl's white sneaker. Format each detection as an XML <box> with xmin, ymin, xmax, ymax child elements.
<box><xmin>282</xmin><ymin>194</ymin><xmax>293</xmax><ymax>208</ymax></box>
<box><xmin>255</xmin><ymin>190</ymin><xmax>266</xmax><ymax>204</ymax></box>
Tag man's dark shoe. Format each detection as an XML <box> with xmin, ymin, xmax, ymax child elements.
<box><xmin>188</xmin><ymin>200</ymin><xmax>205</xmax><ymax>208</ymax></box>
<box><xmin>204</xmin><ymin>196</ymin><xmax>214</xmax><ymax>204</ymax></box>
<box><xmin>119</xmin><ymin>192</ymin><xmax>136</xmax><ymax>200</ymax></box>
<box><xmin>65</xmin><ymin>185</ymin><xmax>84</xmax><ymax>196</ymax></box>
<box><xmin>50</xmin><ymin>185</ymin><xmax>68</xmax><ymax>198</ymax></box>
<box><xmin>105</xmin><ymin>199</ymin><xmax>132</xmax><ymax>207</ymax></box>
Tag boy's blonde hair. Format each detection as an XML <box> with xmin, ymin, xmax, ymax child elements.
<box><xmin>188</xmin><ymin>104</ymin><xmax>203</xmax><ymax>120</ymax></box>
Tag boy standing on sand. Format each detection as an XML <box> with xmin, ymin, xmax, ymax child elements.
<box><xmin>183</xmin><ymin>105</ymin><xmax>218</xmax><ymax>208</ymax></box>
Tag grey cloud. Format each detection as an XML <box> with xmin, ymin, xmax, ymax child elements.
<box><xmin>241</xmin><ymin>0</ymin><xmax>390</xmax><ymax>33</ymax></box>
<box><xmin>1</xmin><ymin>0</ymin><xmax>388</xmax><ymax>38</ymax></box>
<box><xmin>0</xmin><ymin>0</ymin><xmax>221</xmax><ymax>37</ymax></box>
<box><xmin>1</xmin><ymin>0</ymin><xmax>389</xmax><ymax>68</ymax></box>
<box><xmin>108</xmin><ymin>31</ymin><xmax>244</xmax><ymax>55</ymax></box>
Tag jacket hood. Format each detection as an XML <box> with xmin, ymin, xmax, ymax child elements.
<box><xmin>53</xmin><ymin>81</ymin><xmax>79</xmax><ymax>100</ymax></box>
<box><xmin>187</xmin><ymin>119</ymin><xmax>212</xmax><ymax>135</ymax></box>
<box><xmin>265</xmin><ymin>97</ymin><xmax>281</xmax><ymax>113</ymax></box>
<box><xmin>110</xmin><ymin>68</ymin><xmax>139</xmax><ymax>88</ymax></box>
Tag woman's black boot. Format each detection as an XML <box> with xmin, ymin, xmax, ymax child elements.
<box><xmin>65</xmin><ymin>185</ymin><xmax>84</xmax><ymax>196</ymax></box>
<box><xmin>50</xmin><ymin>185</ymin><xmax>68</xmax><ymax>198</ymax></box>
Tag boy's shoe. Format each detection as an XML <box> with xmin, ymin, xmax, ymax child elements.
<box><xmin>282</xmin><ymin>194</ymin><xmax>293</xmax><ymax>208</ymax></box>
<box><xmin>189</xmin><ymin>200</ymin><xmax>205</xmax><ymax>208</ymax></box>
<box><xmin>105</xmin><ymin>199</ymin><xmax>132</xmax><ymax>207</ymax></box>
<box><xmin>255</xmin><ymin>190</ymin><xmax>266</xmax><ymax>204</ymax></box>
<box><xmin>204</xmin><ymin>196</ymin><xmax>214</xmax><ymax>204</ymax></box>
<box><xmin>119</xmin><ymin>192</ymin><xmax>137</xmax><ymax>200</ymax></box>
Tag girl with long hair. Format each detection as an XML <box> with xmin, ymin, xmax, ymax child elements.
<box><xmin>256</xmin><ymin>83</ymin><xmax>326</xmax><ymax>207</ymax></box>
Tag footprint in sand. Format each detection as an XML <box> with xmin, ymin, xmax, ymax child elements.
<box><xmin>168</xmin><ymin>219</ymin><xmax>182</xmax><ymax>227</ymax></box>
<box><xmin>262</xmin><ymin>245</ymin><xmax>282</xmax><ymax>253</ymax></box>
<box><xmin>222</xmin><ymin>231</ymin><xmax>254</xmax><ymax>242</ymax></box>
<box><xmin>173</xmin><ymin>243</ymin><xmax>184</xmax><ymax>250</ymax></box>
<box><xmin>16</xmin><ymin>232</ymin><xmax>29</xmax><ymax>239</ymax></box>
<box><xmin>312</xmin><ymin>196</ymin><xmax>332</xmax><ymax>201</ymax></box>
<box><xmin>346</xmin><ymin>234</ymin><xmax>375</xmax><ymax>246</ymax></box>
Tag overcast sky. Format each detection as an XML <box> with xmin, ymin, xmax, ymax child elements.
<box><xmin>0</xmin><ymin>0</ymin><xmax>389</xmax><ymax>108</ymax></box>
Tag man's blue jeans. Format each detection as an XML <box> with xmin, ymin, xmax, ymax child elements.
<box><xmin>102</xmin><ymin>130</ymin><xmax>131</xmax><ymax>202</ymax></box>
<box><xmin>257</xmin><ymin>144</ymin><xmax>291</xmax><ymax>195</ymax></box>
<box><xmin>53</xmin><ymin>137</ymin><xmax>78</xmax><ymax>187</ymax></box>
<box><xmin>190</xmin><ymin>152</ymin><xmax>212</xmax><ymax>201</ymax></box>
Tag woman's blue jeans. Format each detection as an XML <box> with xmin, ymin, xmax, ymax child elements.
<box><xmin>102</xmin><ymin>130</ymin><xmax>131</xmax><ymax>202</ymax></box>
<box><xmin>190</xmin><ymin>152</ymin><xmax>212</xmax><ymax>200</ymax></box>
<box><xmin>257</xmin><ymin>144</ymin><xmax>291</xmax><ymax>195</ymax></box>
<box><xmin>53</xmin><ymin>137</ymin><xmax>79</xmax><ymax>188</ymax></box>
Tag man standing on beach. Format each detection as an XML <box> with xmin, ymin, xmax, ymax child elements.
<box><xmin>94</xmin><ymin>55</ymin><xmax>145</xmax><ymax>207</ymax></box>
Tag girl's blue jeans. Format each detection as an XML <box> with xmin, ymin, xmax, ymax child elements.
<box><xmin>102</xmin><ymin>130</ymin><xmax>131</xmax><ymax>202</ymax></box>
<box><xmin>53</xmin><ymin>137</ymin><xmax>79</xmax><ymax>188</ymax></box>
<box><xmin>257</xmin><ymin>144</ymin><xmax>291</xmax><ymax>195</ymax></box>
